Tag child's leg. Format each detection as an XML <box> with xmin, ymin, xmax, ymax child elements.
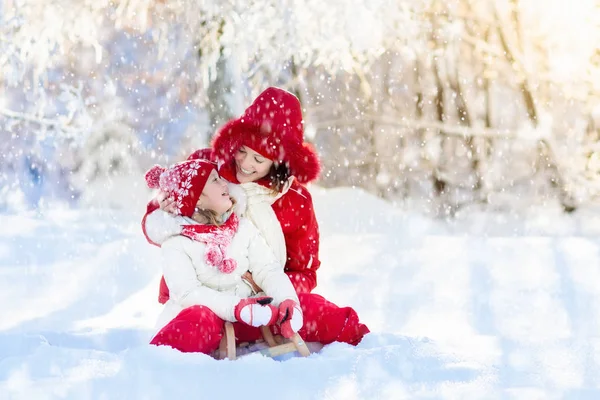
<box><xmin>296</xmin><ymin>293</ymin><xmax>370</xmax><ymax>346</ymax></box>
<box><xmin>150</xmin><ymin>305</ymin><xmax>224</xmax><ymax>354</ymax></box>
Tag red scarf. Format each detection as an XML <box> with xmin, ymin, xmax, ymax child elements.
<box><xmin>180</xmin><ymin>213</ymin><xmax>240</xmax><ymax>274</ymax></box>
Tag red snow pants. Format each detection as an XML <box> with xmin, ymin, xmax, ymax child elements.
<box><xmin>150</xmin><ymin>293</ymin><xmax>370</xmax><ymax>354</ymax></box>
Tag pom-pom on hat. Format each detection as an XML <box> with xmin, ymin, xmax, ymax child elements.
<box><xmin>145</xmin><ymin>159</ymin><xmax>216</xmax><ymax>217</ymax></box>
<box><xmin>211</xmin><ymin>87</ymin><xmax>320</xmax><ymax>184</ymax></box>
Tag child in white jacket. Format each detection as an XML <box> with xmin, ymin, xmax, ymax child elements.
<box><xmin>145</xmin><ymin>159</ymin><xmax>303</xmax><ymax>353</ymax></box>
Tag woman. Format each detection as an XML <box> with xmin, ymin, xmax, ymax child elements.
<box><xmin>143</xmin><ymin>87</ymin><xmax>322</xmax><ymax>303</ymax></box>
<box><xmin>145</xmin><ymin>159</ymin><xmax>369</xmax><ymax>354</ymax></box>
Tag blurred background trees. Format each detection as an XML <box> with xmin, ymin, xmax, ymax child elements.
<box><xmin>2</xmin><ymin>0</ymin><xmax>600</xmax><ymax>215</ymax></box>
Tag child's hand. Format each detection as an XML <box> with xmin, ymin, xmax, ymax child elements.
<box><xmin>278</xmin><ymin>299</ymin><xmax>303</xmax><ymax>338</ymax></box>
<box><xmin>234</xmin><ymin>297</ymin><xmax>278</xmax><ymax>327</ymax></box>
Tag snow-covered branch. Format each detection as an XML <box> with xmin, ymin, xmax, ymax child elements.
<box><xmin>313</xmin><ymin>115</ymin><xmax>524</xmax><ymax>139</ymax></box>
<box><xmin>0</xmin><ymin>107</ymin><xmax>79</xmax><ymax>135</ymax></box>
<box><xmin>2</xmin><ymin>0</ymin><xmax>600</xmax><ymax>212</ymax></box>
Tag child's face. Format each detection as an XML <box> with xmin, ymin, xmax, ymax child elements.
<box><xmin>199</xmin><ymin>170</ymin><xmax>233</xmax><ymax>215</ymax></box>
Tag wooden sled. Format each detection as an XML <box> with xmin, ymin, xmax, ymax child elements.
<box><xmin>215</xmin><ymin>322</ymin><xmax>311</xmax><ymax>360</ymax></box>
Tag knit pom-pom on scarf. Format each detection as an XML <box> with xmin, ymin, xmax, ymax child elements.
<box><xmin>180</xmin><ymin>213</ymin><xmax>240</xmax><ymax>274</ymax></box>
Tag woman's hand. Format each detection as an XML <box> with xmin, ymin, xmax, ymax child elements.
<box><xmin>156</xmin><ymin>190</ymin><xmax>178</xmax><ymax>215</ymax></box>
<box><xmin>241</xmin><ymin>271</ymin><xmax>263</xmax><ymax>294</ymax></box>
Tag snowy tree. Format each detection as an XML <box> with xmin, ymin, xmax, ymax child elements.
<box><xmin>3</xmin><ymin>0</ymin><xmax>600</xmax><ymax>213</ymax></box>
<box><xmin>306</xmin><ymin>0</ymin><xmax>600</xmax><ymax>214</ymax></box>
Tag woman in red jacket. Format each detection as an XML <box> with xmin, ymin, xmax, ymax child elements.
<box><xmin>143</xmin><ymin>87</ymin><xmax>323</xmax><ymax>302</ymax></box>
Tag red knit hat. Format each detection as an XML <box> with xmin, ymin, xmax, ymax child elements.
<box><xmin>211</xmin><ymin>87</ymin><xmax>320</xmax><ymax>184</ymax></box>
<box><xmin>145</xmin><ymin>159</ymin><xmax>216</xmax><ymax>217</ymax></box>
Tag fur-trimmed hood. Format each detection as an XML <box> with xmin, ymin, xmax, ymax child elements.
<box><xmin>211</xmin><ymin>87</ymin><xmax>320</xmax><ymax>184</ymax></box>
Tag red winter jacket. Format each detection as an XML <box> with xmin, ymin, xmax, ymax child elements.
<box><xmin>142</xmin><ymin>154</ymin><xmax>321</xmax><ymax>303</ymax></box>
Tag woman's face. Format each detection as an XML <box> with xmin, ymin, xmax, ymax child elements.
<box><xmin>234</xmin><ymin>145</ymin><xmax>274</xmax><ymax>183</ymax></box>
<box><xmin>198</xmin><ymin>169</ymin><xmax>233</xmax><ymax>215</ymax></box>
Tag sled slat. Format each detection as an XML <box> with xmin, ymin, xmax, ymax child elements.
<box><xmin>260</xmin><ymin>326</ymin><xmax>278</xmax><ymax>347</ymax></box>
<box><xmin>257</xmin><ymin>342</ymin><xmax>298</xmax><ymax>357</ymax></box>
<box><xmin>291</xmin><ymin>333</ymin><xmax>311</xmax><ymax>357</ymax></box>
<box><xmin>224</xmin><ymin>322</ymin><xmax>236</xmax><ymax>360</ymax></box>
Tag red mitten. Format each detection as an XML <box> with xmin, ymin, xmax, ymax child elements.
<box><xmin>234</xmin><ymin>297</ymin><xmax>278</xmax><ymax>327</ymax></box>
<box><xmin>278</xmin><ymin>299</ymin><xmax>304</xmax><ymax>339</ymax></box>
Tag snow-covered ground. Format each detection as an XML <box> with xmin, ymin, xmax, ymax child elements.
<box><xmin>2</xmin><ymin>186</ymin><xmax>600</xmax><ymax>399</ymax></box>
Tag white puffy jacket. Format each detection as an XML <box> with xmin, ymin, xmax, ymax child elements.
<box><xmin>154</xmin><ymin>217</ymin><xmax>298</xmax><ymax>333</ymax></box>
<box><xmin>144</xmin><ymin>181</ymin><xmax>288</xmax><ymax>267</ymax></box>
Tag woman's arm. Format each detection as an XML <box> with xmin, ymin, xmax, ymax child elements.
<box><xmin>144</xmin><ymin>209</ymin><xmax>187</xmax><ymax>246</ymax></box>
<box><xmin>162</xmin><ymin>238</ymin><xmax>241</xmax><ymax>321</ymax></box>
<box><xmin>278</xmin><ymin>187</ymin><xmax>320</xmax><ymax>293</ymax></box>
<box><xmin>142</xmin><ymin>193</ymin><xmax>187</xmax><ymax>246</ymax></box>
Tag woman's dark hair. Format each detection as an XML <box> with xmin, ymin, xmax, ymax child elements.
<box><xmin>269</xmin><ymin>162</ymin><xmax>291</xmax><ymax>192</ymax></box>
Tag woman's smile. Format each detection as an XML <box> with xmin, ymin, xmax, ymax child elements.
<box><xmin>237</xmin><ymin>163</ymin><xmax>255</xmax><ymax>176</ymax></box>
